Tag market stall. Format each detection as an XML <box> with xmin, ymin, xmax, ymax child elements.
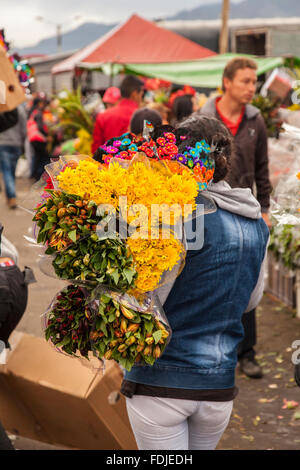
<box><xmin>268</xmin><ymin>123</ymin><xmax>300</xmax><ymax>317</ymax></box>
<box><xmin>125</xmin><ymin>53</ymin><xmax>284</xmax><ymax>88</ymax></box>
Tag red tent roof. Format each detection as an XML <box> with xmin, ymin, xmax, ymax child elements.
<box><xmin>52</xmin><ymin>14</ymin><xmax>216</xmax><ymax>74</ymax></box>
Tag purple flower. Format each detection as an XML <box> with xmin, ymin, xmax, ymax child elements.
<box><xmin>176</xmin><ymin>154</ymin><xmax>187</xmax><ymax>164</ymax></box>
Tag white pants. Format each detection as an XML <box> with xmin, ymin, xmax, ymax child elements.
<box><xmin>125</xmin><ymin>395</ymin><xmax>233</xmax><ymax>450</ymax></box>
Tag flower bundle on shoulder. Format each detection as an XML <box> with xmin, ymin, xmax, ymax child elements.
<box><xmin>56</xmin><ymin>156</ymin><xmax>193</xmax><ymax>292</ymax></box>
<box><xmin>31</xmin><ymin>151</ymin><xmax>192</xmax><ymax>370</ymax></box>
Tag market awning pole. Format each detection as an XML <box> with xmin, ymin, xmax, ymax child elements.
<box><xmin>109</xmin><ymin>63</ymin><xmax>114</xmax><ymax>87</ymax></box>
<box><xmin>219</xmin><ymin>0</ymin><xmax>230</xmax><ymax>54</ymax></box>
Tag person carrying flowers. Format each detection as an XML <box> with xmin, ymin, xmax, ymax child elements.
<box><xmin>121</xmin><ymin>115</ymin><xmax>269</xmax><ymax>451</ymax></box>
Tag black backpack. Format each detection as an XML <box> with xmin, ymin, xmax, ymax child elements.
<box><xmin>0</xmin><ymin>108</ymin><xmax>18</xmax><ymax>133</ymax></box>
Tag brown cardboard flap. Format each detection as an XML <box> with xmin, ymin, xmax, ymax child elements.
<box><xmin>5</xmin><ymin>334</ymin><xmax>97</xmax><ymax>397</ymax></box>
<box><xmin>0</xmin><ymin>46</ymin><xmax>26</xmax><ymax>112</ymax></box>
<box><xmin>88</xmin><ymin>361</ymin><xmax>138</xmax><ymax>450</ymax></box>
<box><xmin>0</xmin><ymin>332</ymin><xmax>137</xmax><ymax>449</ymax></box>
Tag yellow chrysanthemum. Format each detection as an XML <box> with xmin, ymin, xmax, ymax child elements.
<box><xmin>57</xmin><ymin>159</ymin><xmax>194</xmax><ymax>292</ymax></box>
<box><xmin>127</xmin><ymin>232</ymin><xmax>184</xmax><ymax>292</ymax></box>
<box><xmin>57</xmin><ymin>159</ymin><xmax>197</xmax><ymax>222</ymax></box>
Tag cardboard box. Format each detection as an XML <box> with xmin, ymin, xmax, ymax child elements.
<box><xmin>0</xmin><ymin>332</ymin><xmax>137</xmax><ymax>450</ymax></box>
<box><xmin>0</xmin><ymin>46</ymin><xmax>26</xmax><ymax>112</ymax></box>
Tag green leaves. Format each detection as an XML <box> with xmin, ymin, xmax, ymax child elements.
<box><xmin>269</xmin><ymin>225</ymin><xmax>300</xmax><ymax>270</ymax></box>
<box><xmin>110</xmin><ymin>269</ymin><xmax>120</xmax><ymax>286</ymax></box>
<box><xmin>45</xmin><ymin>326</ymin><xmax>52</xmax><ymax>342</ymax></box>
<box><xmin>55</xmin><ymin>334</ymin><xmax>72</xmax><ymax>348</ymax></box>
<box><xmin>153</xmin><ymin>330</ymin><xmax>163</xmax><ymax>344</ymax></box>
<box><xmin>68</xmin><ymin>230</ymin><xmax>77</xmax><ymax>243</ymax></box>
<box><xmin>118</xmin><ymin>356</ymin><xmax>135</xmax><ymax>371</ymax></box>
<box><xmin>123</xmin><ymin>268</ymin><xmax>135</xmax><ymax>285</ymax></box>
<box><xmin>52</xmin><ymin>233</ymin><xmax>137</xmax><ymax>290</ymax></box>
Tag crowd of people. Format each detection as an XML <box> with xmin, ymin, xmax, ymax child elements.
<box><xmin>0</xmin><ymin>57</ymin><xmax>299</xmax><ymax>451</ymax></box>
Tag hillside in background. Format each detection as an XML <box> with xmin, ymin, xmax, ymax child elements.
<box><xmin>16</xmin><ymin>22</ymin><xmax>116</xmax><ymax>55</ymax></box>
<box><xmin>16</xmin><ymin>0</ymin><xmax>300</xmax><ymax>55</ymax></box>
<box><xmin>169</xmin><ymin>0</ymin><xmax>300</xmax><ymax>20</ymax></box>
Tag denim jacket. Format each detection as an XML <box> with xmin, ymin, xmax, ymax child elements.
<box><xmin>124</xmin><ymin>206</ymin><xmax>269</xmax><ymax>390</ymax></box>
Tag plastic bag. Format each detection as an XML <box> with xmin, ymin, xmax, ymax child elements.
<box><xmin>269</xmin><ymin>124</ymin><xmax>300</xmax><ymax>269</ymax></box>
<box><xmin>29</xmin><ymin>179</ymin><xmax>187</xmax><ymax>294</ymax></box>
<box><xmin>88</xmin><ymin>285</ymin><xmax>172</xmax><ymax>371</ymax></box>
<box><xmin>268</xmin><ymin>124</ymin><xmax>300</xmax><ymax>188</ymax></box>
<box><xmin>24</xmin><ymin>150</ymin><xmax>212</xmax><ymax>371</ymax></box>
<box><xmin>42</xmin><ymin>283</ymin><xmax>172</xmax><ymax>372</ymax></box>
<box><xmin>42</xmin><ymin>284</ymin><xmax>105</xmax><ymax>372</ymax></box>
<box><xmin>270</xmin><ymin>133</ymin><xmax>300</xmax><ymax>227</ymax></box>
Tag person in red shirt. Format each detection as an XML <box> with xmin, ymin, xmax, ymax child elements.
<box><xmin>102</xmin><ymin>86</ymin><xmax>121</xmax><ymax>110</ymax></box>
<box><xmin>215</xmin><ymin>95</ymin><xmax>245</xmax><ymax>137</ymax></box>
<box><xmin>92</xmin><ymin>75</ymin><xmax>144</xmax><ymax>153</ymax></box>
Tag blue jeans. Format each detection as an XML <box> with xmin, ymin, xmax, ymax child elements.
<box><xmin>0</xmin><ymin>145</ymin><xmax>22</xmax><ymax>199</ymax></box>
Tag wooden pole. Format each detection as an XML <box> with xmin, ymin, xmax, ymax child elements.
<box><xmin>219</xmin><ymin>0</ymin><xmax>230</xmax><ymax>54</ymax></box>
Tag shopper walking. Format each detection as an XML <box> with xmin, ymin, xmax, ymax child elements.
<box><xmin>91</xmin><ymin>75</ymin><xmax>144</xmax><ymax>153</ymax></box>
<box><xmin>121</xmin><ymin>115</ymin><xmax>269</xmax><ymax>450</ymax></box>
<box><xmin>200</xmin><ymin>57</ymin><xmax>272</xmax><ymax>378</ymax></box>
<box><xmin>27</xmin><ymin>96</ymin><xmax>50</xmax><ymax>181</ymax></box>
<box><xmin>0</xmin><ymin>104</ymin><xmax>27</xmax><ymax>208</ymax></box>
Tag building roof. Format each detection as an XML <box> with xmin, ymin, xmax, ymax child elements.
<box><xmin>52</xmin><ymin>14</ymin><xmax>216</xmax><ymax>74</ymax></box>
<box><xmin>159</xmin><ymin>17</ymin><xmax>300</xmax><ymax>31</ymax></box>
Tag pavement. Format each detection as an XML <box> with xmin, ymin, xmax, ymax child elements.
<box><xmin>1</xmin><ymin>177</ymin><xmax>300</xmax><ymax>450</ymax></box>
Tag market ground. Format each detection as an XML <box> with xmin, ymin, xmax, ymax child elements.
<box><xmin>1</xmin><ymin>177</ymin><xmax>300</xmax><ymax>451</ymax></box>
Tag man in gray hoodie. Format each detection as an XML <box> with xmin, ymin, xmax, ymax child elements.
<box><xmin>0</xmin><ymin>104</ymin><xmax>27</xmax><ymax>209</ymax></box>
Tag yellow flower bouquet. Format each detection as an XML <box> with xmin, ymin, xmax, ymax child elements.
<box><xmin>30</xmin><ymin>149</ymin><xmax>200</xmax><ymax>370</ymax></box>
<box><xmin>50</xmin><ymin>153</ymin><xmax>198</xmax><ymax>293</ymax></box>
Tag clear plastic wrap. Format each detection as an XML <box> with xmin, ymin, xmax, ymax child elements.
<box><xmin>270</xmin><ymin>128</ymin><xmax>300</xmax><ymax>227</ymax></box>
<box><xmin>23</xmin><ymin>149</ymin><xmax>214</xmax><ymax>371</ymax></box>
<box><xmin>269</xmin><ymin>124</ymin><xmax>300</xmax><ymax>270</ymax></box>
<box><xmin>42</xmin><ymin>283</ymin><xmax>172</xmax><ymax>372</ymax></box>
<box><xmin>42</xmin><ymin>284</ymin><xmax>105</xmax><ymax>372</ymax></box>
<box><xmin>44</xmin><ymin>154</ymin><xmax>99</xmax><ymax>190</ymax></box>
<box><xmin>268</xmin><ymin>126</ymin><xmax>300</xmax><ymax>189</ymax></box>
<box><xmin>88</xmin><ymin>285</ymin><xmax>172</xmax><ymax>371</ymax></box>
<box><xmin>18</xmin><ymin>173</ymin><xmax>52</xmax><ymax>215</ymax></box>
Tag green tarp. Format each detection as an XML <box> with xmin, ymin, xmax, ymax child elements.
<box><xmin>124</xmin><ymin>53</ymin><xmax>284</xmax><ymax>88</ymax></box>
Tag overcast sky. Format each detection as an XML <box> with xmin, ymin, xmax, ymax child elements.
<box><xmin>1</xmin><ymin>0</ymin><xmax>241</xmax><ymax>48</ymax></box>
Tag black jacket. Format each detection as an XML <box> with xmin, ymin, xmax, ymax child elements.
<box><xmin>0</xmin><ymin>109</ymin><xmax>18</xmax><ymax>133</ymax></box>
<box><xmin>200</xmin><ymin>97</ymin><xmax>272</xmax><ymax>211</ymax></box>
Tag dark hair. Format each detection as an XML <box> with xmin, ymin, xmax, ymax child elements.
<box><xmin>120</xmin><ymin>75</ymin><xmax>144</xmax><ymax>99</ymax></box>
<box><xmin>27</xmin><ymin>97</ymin><xmax>48</xmax><ymax>117</ymax></box>
<box><xmin>222</xmin><ymin>57</ymin><xmax>257</xmax><ymax>92</ymax></box>
<box><xmin>130</xmin><ymin>108</ymin><xmax>162</xmax><ymax>135</ymax></box>
<box><xmin>176</xmin><ymin>114</ymin><xmax>234</xmax><ymax>183</ymax></box>
<box><xmin>172</xmin><ymin>94</ymin><xmax>194</xmax><ymax>123</ymax></box>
